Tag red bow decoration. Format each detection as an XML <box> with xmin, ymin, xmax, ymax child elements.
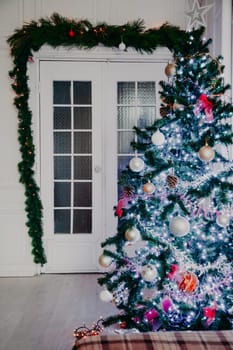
<box><xmin>194</xmin><ymin>94</ymin><xmax>214</xmax><ymax>122</ymax></box>
<box><xmin>145</xmin><ymin>308</ymin><xmax>159</xmax><ymax>322</ymax></box>
<box><xmin>162</xmin><ymin>297</ymin><xmax>173</xmax><ymax>313</ymax></box>
<box><xmin>168</xmin><ymin>264</ymin><xmax>179</xmax><ymax>280</ymax></box>
<box><xmin>114</xmin><ymin>198</ymin><xmax>127</xmax><ymax>217</ymax></box>
<box><xmin>203</xmin><ymin>302</ymin><xmax>217</xmax><ymax>326</ymax></box>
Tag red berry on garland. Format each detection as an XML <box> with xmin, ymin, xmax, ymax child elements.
<box><xmin>68</xmin><ymin>29</ymin><xmax>75</xmax><ymax>37</ymax></box>
<box><xmin>28</xmin><ymin>56</ymin><xmax>34</xmax><ymax>63</ymax></box>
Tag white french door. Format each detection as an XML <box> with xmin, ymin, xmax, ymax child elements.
<box><xmin>39</xmin><ymin>58</ymin><xmax>166</xmax><ymax>273</ymax></box>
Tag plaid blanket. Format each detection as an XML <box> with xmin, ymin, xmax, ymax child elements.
<box><xmin>73</xmin><ymin>331</ymin><xmax>233</xmax><ymax>350</ymax></box>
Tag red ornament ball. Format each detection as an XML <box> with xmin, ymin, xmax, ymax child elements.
<box><xmin>177</xmin><ymin>271</ymin><xmax>198</xmax><ymax>293</ymax></box>
<box><xmin>68</xmin><ymin>29</ymin><xmax>75</xmax><ymax>37</ymax></box>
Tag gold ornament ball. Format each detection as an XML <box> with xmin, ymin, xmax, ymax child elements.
<box><xmin>141</xmin><ymin>264</ymin><xmax>157</xmax><ymax>282</ymax></box>
<box><xmin>125</xmin><ymin>227</ymin><xmax>140</xmax><ymax>242</ymax></box>
<box><xmin>165</xmin><ymin>63</ymin><xmax>176</xmax><ymax>77</ymax></box>
<box><xmin>198</xmin><ymin>145</ymin><xmax>215</xmax><ymax>161</ymax></box>
<box><xmin>143</xmin><ymin>182</ymin><xmax>155</xmax><ymax>194</ymax></box>
<box><xmin>98</xmin><ymin>254</ymin><xmax>112</xmax><ymax>268</ymax></box>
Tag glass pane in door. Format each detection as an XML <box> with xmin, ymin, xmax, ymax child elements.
<box><xmin>117</xmin><ymin>81</ymin><xmax>156</xmax><ymax>197</ymax></box>
<box><xmin>53</xmin><ymin>80</ymin><xmax>92</xmax><ymax>234</ymax></box>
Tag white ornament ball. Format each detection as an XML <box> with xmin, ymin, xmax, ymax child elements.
<box><xmin>198</xmin><ymin>145</ymin><xmax>215</xmax><ymax>161</ymax></box>
<box><xmin>143</xmin><ymin>181</ymin><xmax>155</xmax><ymax>194</ymax></box>
<box><xmin>99</xmin><ymin>290</ymin><xmax>113</xmax><ymax>303</ymax></box>
<box><xmin>125</xmin><ymin>227</ymin><xmax>140</xmax><ymax>242</ymax></box>
<box><xmin>151</xmin><ymin>130</ymin><xmax>165</xmax><ymax>146</ymax></box>
<box><xmin>119</xmin><ymin>41</ymin><xmax>126</xmax><ymax>51</ymax></box>
<box><xmin>129</xmin><ymin>157</ymin><xmax>144</xmax><ymax>172</ymax></box>
<box><xmin>98</xmin><ymin>254</ymin><xmax>112</xmax><ymax>268</ymax></box>
<box><xmin>141</xmin><ymin>265</ymin><xmax>157</xmax><ymax>282</ymax></box>
<box><xmin>169</xmin><ymin>216</ymin><xmax>190</xmax><ymax>237</ymax></box>
<box><xmin>216</xmin><ymin>213</ymin><xmax>230</xmax><ymax>228</ymax></box>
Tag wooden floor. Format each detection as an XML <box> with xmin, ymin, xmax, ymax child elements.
<box><xmin>0</xmin><ymin>274</ymin><xmax>116</xmax><ymax>350</ymax></box>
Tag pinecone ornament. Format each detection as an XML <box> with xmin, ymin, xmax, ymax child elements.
<box><xmin>123</xmin><ymin>185</ymin><xmax>135</xmax><ymax>197</ymax></box>
<box><xmin>160</xmin><ymin>105</ymin><xmax>171</xmax><ymax>118</ymax></box>
<box><xmin>167</xmin><ymin>174</ymin><xmax>178</xmax><ymax>188</ymax></box>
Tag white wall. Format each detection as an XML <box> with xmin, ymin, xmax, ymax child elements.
<box><xmin>0</xmin><ymin>0</ymin><xmax>230</xmax><ymax>276</ymax></box>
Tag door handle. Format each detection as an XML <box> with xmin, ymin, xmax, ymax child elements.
<box><xmin>94</xmin><ymin>165</ymin><xmax>101</xmax><ymax>173</ymax></box>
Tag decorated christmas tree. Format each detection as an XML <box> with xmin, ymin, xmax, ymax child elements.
<box><xmin>98</xmin><ymin>28</ymin><xmax>233</xmax><ymax>331</ymax></box>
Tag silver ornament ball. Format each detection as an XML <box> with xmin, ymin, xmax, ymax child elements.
<box><xmin>141</xmin><ymin>264</ymin><xmax>157</xmax><ymax>282</ymax></box>
<box><xmin>169</xmin><ymin>216</ymin><xmax>190</xmax><ymax>237</ymax></box>
<box><xmin>98</xmin><ymin>254</ymin><xmax>112</xmax><ymax>267</ymax></box>
<box><xmin>129</xmin><ymin>157</ymin><xmax>144</xmax><ymax>172</ymax></box>
<box><xmin>125</xmin><ymin>227</ymin><xmax>141</xmax><ymax>242</ymax></box>
<box><xmin>119</xmin><ymin>41</ymin><xmax>126</xmax><ymax>51</ymax></box>
<box><xmin>151</xmin><ymin>130</ymin><xmax>165</xmax><ymax>146</ymax></box>
<box><xmin>216</xmin><ymin>213</ymin><xmax>230</xmax><ymax>227</ymax></box>
<box><xmin>99</xmin><ymin>290</ymin><xmax>113</xmax><ymax>302</ymax></box>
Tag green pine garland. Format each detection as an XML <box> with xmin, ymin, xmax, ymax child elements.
<box><xmin>7</xmin><ymin>12</ymin><xmax>202</xmax><ymax>265</ymax></box>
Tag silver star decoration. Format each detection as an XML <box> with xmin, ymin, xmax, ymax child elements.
<box><xmin>186</xmin><ymin>0</ymin><xmax>213</xmax><ymax>30</ymax></box>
